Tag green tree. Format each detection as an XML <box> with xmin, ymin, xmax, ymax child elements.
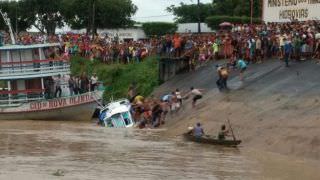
<box><xmin>168</xmin><ymin>0</ymin><xmax>262</xmax><ymax>23</ymax></box>
<box><xmin>0</xmin><ymin>1</ymin><xmax>34</xmax><ymax>33</ymax></box>
<box><xmin>142</xmin><ymin>22</ymin><xmax>177</xmax><ymax>37</ymax></box>
<box><xmin>62</xmin><ymin>0</ymin><xmax>137</xmax><ymax>33</ymax></box>
<box><xmin>19</xmin><ymin>0</ymin><xmax>64</xmax><ymax>35</ymax></box>
<box><xmin>206</xmin><ymin>16</ymin><xmax>261</xmax><ymax>29</ymax></box>
<box><xmin>167</xmin><ymin>2</ymin><xmax>214</xmax><ymax>23</ymax></box>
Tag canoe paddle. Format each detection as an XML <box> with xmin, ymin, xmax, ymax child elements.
<box><xmin>227</xmin><ymin>118</ymin><xmax>237</xmax><ymax>141</ymax></box>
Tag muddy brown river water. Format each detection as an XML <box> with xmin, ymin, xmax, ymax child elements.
<box><xmin>0</xmin><ymin>121</ymin><xmax>319</xmax><ymax>180</ymax></box>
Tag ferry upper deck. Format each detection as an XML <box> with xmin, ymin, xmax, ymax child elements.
<box><xmin>0</xmin><ymin>43</ymin><xmax>70</xmax><ymax>80</ymax></box>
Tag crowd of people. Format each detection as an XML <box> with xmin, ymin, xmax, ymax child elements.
<box><xmin>44</xmin><ymin>73</ymin><xmax>99</xmax><ymax>99</ymax></box>
<box><xmin>1</xmin><ymin>21</ymin><xmax>319</xmax><ymax>68</ymax></box>
<box><xmin>157</xmin><ymin>21</ymin><xmax>320</xmax><ymax>70</ymax></box>
<box><xmin>127</xmin><ymin>83</ymin><xmax>205</xmax><ymax>129</ymax></box>
<box><xmin>3</xmin><ymin>21</ymin><xmax>320</xmax><ymax>128</ymax></box>
<box><xmin>1</xmin><ymin>31</ymin><xmax>157</xmax><ymax>64</ymax></box>
<box><xmin>126</xmin><ymin>21</ymin><xmax>320</xmax><ymax>130</ymax></box>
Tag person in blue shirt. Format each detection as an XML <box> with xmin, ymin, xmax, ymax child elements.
<box><xmin>283</xmin><ymin>38</ymin><xmax>293</xmax><ymax>67</ymax></box>
<box><xmin>193</xmin><ymin>122</ymin><xmax>205</xmax><ymax>137</ymax></box>
<box><xmin>237</xmin><ymin>56</ymin><xmax>247</xmax><ymax>81</ymax></box>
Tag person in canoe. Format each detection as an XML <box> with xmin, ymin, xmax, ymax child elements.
<box><xmin>188</xmin><ymin>122</ymin><xmax>205</xmax><ymax>137</ymax></box>
<box><xmin>218</xmin><ymin>125</ymin><xmax>230</xmax><ymax>140</ymax></box>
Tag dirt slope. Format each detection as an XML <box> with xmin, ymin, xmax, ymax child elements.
<box><xmin>152</xmin><ymin>60</ymin><xmax>320</xmax><ymax>161</ymax></box>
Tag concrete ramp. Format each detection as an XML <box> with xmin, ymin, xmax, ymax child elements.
<box><xmin>153</xmin><ymin>60</ymin><xmax>283</xmax><ymax>95</ymax></box>
<box><xmin>153</xmin><ymin>60</ymin><xmax>320</xmax><ymax>161</ymax></box>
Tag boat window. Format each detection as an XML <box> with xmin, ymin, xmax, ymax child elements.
<box><xmin>111</xmin><ymin>113</ymin><xmax>126</xmax><ymax>128</ymax></box>
<box><xmin>0</xmin><ymin>51</ymin><xmax>2</xmax><ymax>63</ymax></box>
<box><xmin>0</xmin><ymin>81</ymin><xmax>5</xmax><ymax>88</ymax></box>
<box><xmin>0</xmin><ymin>81</ymin><xmax>8</xmax><ymax>102</ymax></box>
<box><xmin>11</xmin><ymin>50</ymin><xmax>21</xmax><ymax>65</ymax></box>
<box><xmin>122</xmin><ymin>112</ymin><xmax>131</xmax><ymax>126</ymax></box>
<box><xmin>32</xmin><ymin>49</ymin><xmax>39</xmax><ymax>60</ymax></box>
<box><xmin>20</xmin><ymin>49</ymin><xmax>33</xmax><ymax>62</ymax></box>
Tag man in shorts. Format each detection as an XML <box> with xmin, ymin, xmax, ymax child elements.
<box><xmin>216</xmin><ymin>65</ymin><xmax>229</xmax><ymax>91</ymax></box>
<box><xmin>185</xmin><ymin>87</ymin><xmax>204</xmax><ymax>108</ymax></box>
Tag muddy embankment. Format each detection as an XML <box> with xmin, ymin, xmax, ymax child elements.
<box><xmin>152</xmin><ymin>60</ymin><xmax>320</xmax><ymax>161</ymax></box>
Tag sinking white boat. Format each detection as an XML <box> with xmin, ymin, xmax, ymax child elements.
<box><xmin>99</xmin><ymin>99</ymin><xmax>134</xmax><ymax>128</ymax></box>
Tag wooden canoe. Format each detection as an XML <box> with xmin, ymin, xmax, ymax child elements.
<box><xmin>183</xmin><ymin>133</ymin><xmax>242</xmax><ymax>147</ymax></box>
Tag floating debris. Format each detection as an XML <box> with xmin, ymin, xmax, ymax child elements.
<box><xmin>52</xmin><ymin>169</ymin><xmax>65</xmax><ymax>176</ymax></box>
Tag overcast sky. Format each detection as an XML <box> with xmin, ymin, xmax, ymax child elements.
<box><xmin>132</xmin><ymin>0</ymin><xmax>212</xmax><ymax>22</ymax></box>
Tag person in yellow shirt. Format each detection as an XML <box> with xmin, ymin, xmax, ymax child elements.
<box><xmin>133</xmin><ymin>95</ymin><xmax>144</xmax><ymax>105</ymax></box>
<box><xmin>212</xmin><ymin>42</ymin><xmax>219</xmax><ymax>60</ymax></box>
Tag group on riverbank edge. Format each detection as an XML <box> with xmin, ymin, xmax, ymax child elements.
<box><xmin>128</xmin><ymin>85</ymin><xmax>204</xmax><ymax>129</ymax></box>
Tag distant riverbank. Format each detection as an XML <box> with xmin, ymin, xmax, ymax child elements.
<box><xmin>70</xmin><ymin>56</ymin><xmax>159</xmax><ymax>101</ymax></box>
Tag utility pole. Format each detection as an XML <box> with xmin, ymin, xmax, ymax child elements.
<box><xmin>91</xmin><ymin>0</ymin><xmax>96</xmax><ymax>39</ymax></box>
<box><xmin>250</xmin><ymin>0</ymin><xmax>253</xmax><ymax>24</ymax></box>
<box><xmin>15</xmin><ymin>0</ymin><xmax>18</xmax><ymax>38</ymax></box>
<box><xmin>197</xmin><ymin>0</ymin><xmax>201</xmax><ymax>33</ymax></box>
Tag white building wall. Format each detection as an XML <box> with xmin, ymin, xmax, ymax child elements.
<box><xmin>176</xmin><ymin>23</ymin><xmax>215</xmax><ymax>33</ymax></box>
<box><xmin>98</xmin><ymin>28</ymin><xmax>146</xmax><ymax>41</ymax></box>
<box><xmin>68</xmin><ymin>28</ymin><xmax>147</xmax><ymax>41</ymax></box>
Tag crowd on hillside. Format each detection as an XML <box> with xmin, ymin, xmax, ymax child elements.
<box><xmin>1</xmin><ymin>21</ymin><xmax>320</xmax><ymax>66</ymax></box>
<box><xmin>156</xmin><ymin>21</ymin><xmax>320</xmax><ymax>67</ymax></box>
<box><xmin>125</xmin><ymin>21</ymin><xmax>320</xmax><ymax>128</ymax></box>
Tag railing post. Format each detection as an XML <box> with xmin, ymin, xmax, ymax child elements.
<box><xmin>41</xmin><ymin>77</ymin><xmax>45</xmax><ymax>98</ymax></box>
<box><xmin>7</xmin><ymin>80</ymin><xmax>11</xmax><ymax>105</ymax></box>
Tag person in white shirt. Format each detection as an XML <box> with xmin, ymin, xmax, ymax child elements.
<box><xmin>175</xmin><ymin>88</ymin><xmax>182</xmax><ymax>106</ymax></box>
<box><xmin>90</xmin><ymin>73</ymin><xmax>98</xmax><ymax>91</ymax></box>
<box><xmin>184</xmin><ymin>87</ymin><xmax>204</xmax><ymax>108</ymax></box>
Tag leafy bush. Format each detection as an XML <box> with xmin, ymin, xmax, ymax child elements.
<box><xmin>206</xmin><ymin>16</ymin><xmax>261</xmax><ymax>29</ymax></box>
<box><xmin>142</xmin><ymin>22</ymin><xmax>178</xmax><ymax>37</ymax></box>
<box><xmin>70</xmin><ymin>56</ymin><xmax>159</xmax><ymax>102</ymax></box>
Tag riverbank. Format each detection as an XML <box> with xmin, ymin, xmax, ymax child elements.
<box><xmin>70</xmin><ymin>56</ymin><xmax>159</xmax><ymax>101</ymax></box>
<box><xmin>152</xmin><ymin>60</ymin><xmax>320</xmax><ymax>162</ymax></box>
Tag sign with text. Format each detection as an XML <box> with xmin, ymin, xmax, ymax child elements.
<box><xmin>29</xmin><ymin>94</ymin><xmax>94</xmax><ymax>111</ymax></box>
<box><xmin>263</xmin><ymin>0</ymin><xmax>320</xmax><ymax>22</ymax></box>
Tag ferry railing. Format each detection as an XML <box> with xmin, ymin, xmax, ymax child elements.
<box><xmin>0</xmin><ymin>91</ymin><xmax>45</xmax><ymax>107</ymax></box>
<box><xmin>0</xmin><ymin>59</ymin><xmax>70</xmax><ymax>79</ymax></box>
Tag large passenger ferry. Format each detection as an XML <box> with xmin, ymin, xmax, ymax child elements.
<box><xmin>0</xmin><ymin>10</ymin><xmax>103</xmax><ymax>121</ymax></box>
